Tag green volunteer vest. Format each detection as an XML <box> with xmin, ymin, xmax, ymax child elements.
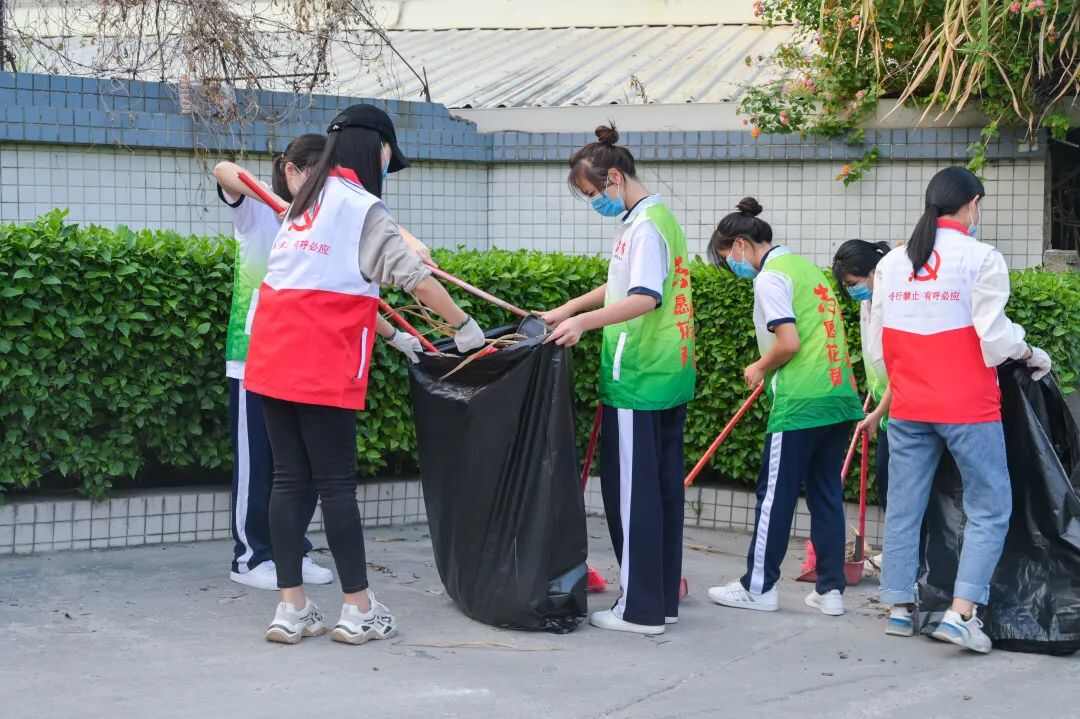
<box><xmin>225</xmin><ymin>239</ymin><xmax>268</xmax><ymax>366</ymax></box>
<box><xmin>860</xmin><ymin>302</ymin><xmax>890</xmax><ymax>430</ymax></box>
<box><xmin>599</xmin><ymin>202</ymin><xmax>696</xmax><ymax>410</ymax></box>
<box><xmin>760</xmin><ymin>253</ymin><xmax>864</xmax><ymax>433</ymax></box>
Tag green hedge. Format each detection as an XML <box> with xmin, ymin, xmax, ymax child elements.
<box><xmin>2</xmin><ymin>212</ymin><xmax>1078</xmax><ymax>499</ymax></box>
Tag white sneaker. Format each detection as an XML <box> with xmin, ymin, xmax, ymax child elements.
<box><xmin>665</xmin><ymin>616</ymin><xmax>679</xmax><ymax>625</ymax></box>
<box><xmin>931</xmin><ymin>609</ymin><xmax>992</xmax><ymax>654</ymax></box>
<box><xmin>302</xmin><ymin>556</ymin><xmax>334</xmax><ymax>585</ymax></box>
<box><xmin>330</xmin><ymin>591</ymin><xmax>398</xmax><ymax>645</ymax></box>
<box><xmin>886</xmin><ymin>606</ymin><xmax>915</xmax><ymax>637</ymax></box>
<box><xmin>805</xmin><ymin>589</ymin><xmax>845</xmax><ymax>616</ymax></box>
<box><xmin>230</xmin><ymin>561</ymin><xmax>279</xmax><ymax>591</ymax></box>
<box><xmin>265</xmin><ymin>598</ymin><xmax>327</xmax><ymax>644</ymax></box>
<box><xmin>707</xmin><ymin>581</ymin><xmax>779</xmax><ymax>612</ymax></box>
<box><xmin>589</xmin><ymin>609</ymin><xmax>665</xmax><ymax>635</ymax></box>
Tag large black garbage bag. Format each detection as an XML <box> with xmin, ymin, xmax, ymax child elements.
<box><xmin>408</xmin><ymin>320</ymin><xmax>587</xmax><ymax>633</ymax></box>
<box><xmin>918</xmin><ymin>364</ymin><xmax>1080</xmax><ymax>655</ymax></box>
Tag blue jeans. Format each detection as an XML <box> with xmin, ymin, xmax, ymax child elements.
<box><xmin>880</xmin><ymin>419</ymin><xmax>1012</xmax><ymax>606</ymax></box>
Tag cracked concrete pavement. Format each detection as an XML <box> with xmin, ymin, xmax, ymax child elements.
<box><xmin>2</xmin><ymin>517</ymin><xmax>1077</xmax><ymax>719</ymax></box>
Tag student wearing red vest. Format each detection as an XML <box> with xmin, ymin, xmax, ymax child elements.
<box><xmin>869</xmin><ymin>167</ymin><xmax>1051</xmax><ymax>653</ymax></box>
<box><xmin>244</xmin><ymin>104</ymin><xmax>486</xmax><ymax>645</ymax></box>
<box><xmin>213</xmin><ymin>135</ymin><xmax>432</xmax><ymax>591</ymax></box>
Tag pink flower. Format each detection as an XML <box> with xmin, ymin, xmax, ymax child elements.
<box><xmin>849</xmin><ymin>15</ymin><xmax>861</xmax><ymax>28</ymax></box>
<box><xmin>855</xmin><ymin>89</ymin><xmax>866</xmax><ymax>100</ymax></box>
<box><xmin>1009</xmin><ymin>2</ymin><xmax>1021</xmax><ymax>12</ymax></box>
<box><xmin>802</xmin><ymin>77</ymin><xmax>817</xmax><ymax>93</ymax></box>
<box><xmin>779</xmin><ymin>111</ymin><xmax>790</xmax><ymax>126</ymax></box>
<box><xmin>752</xmin><ymin>1</ymin><xmax>764</xmax><ymax>17</ymax></box>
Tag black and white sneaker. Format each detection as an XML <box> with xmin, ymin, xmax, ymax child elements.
<box><xmin>265</xmin><ymin>598</ymin><xmax>327</xmax><ymax>645</ymax></box>
<box><xmin>330</xmin><ymin>592</ymin><xmax>398</xmax><ymax>646</ymax></box>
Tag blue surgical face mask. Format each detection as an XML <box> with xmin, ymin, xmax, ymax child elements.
<box><xmin>846</xmin><ymin>282</ymin><xmax>872</xmax><ymax>302</ymax></box>
<box><xmin>590</xmin><ymin>179</ymin><xmax>625</xmax><ymax>218</ymax></box>
<box><xmin>968</xmin><ymin>201</ymin><xmax>980</xmax><ymax>238</ymax></box>
<box><xmin>727</xmin><ymin>243</ymin><xmax>758</xmax><ymax>279</ymax></box>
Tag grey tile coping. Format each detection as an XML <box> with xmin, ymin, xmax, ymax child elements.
<box><xmin>0</xmin><ymin>71</ymin><xmax>1044</xmax><ymax>163</ymax></box>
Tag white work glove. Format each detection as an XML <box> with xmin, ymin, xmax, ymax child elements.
<box><xmin>387</xmin><ymin>330</ymin><xmax>423</xmax><ymax>364</ymax></box>
<box><xmin>1025</xmin><ymin>346</ymin><xmax>1052</xmax><ymax>381</ymax></box>
<box><xmin>453</xmin><ymin>316</ymin><xmax>486</xmax><ymax>353</ymax></box>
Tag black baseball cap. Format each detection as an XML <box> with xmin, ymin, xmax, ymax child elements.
<box><xmin>327</xmin><ymin>104</ymin><xmax>410</xmax><ymax>173</ymax></box>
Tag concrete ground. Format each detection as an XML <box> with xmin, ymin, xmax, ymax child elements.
<box><xmin>2</xmin><ymin>518</ymin><xmax>1077</xmax><ymax>719</ymax></box>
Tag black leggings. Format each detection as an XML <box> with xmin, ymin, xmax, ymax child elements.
<box><xmin>261</xmin><ymin>396</ymin><xmax>368</xmax><ymax>593</ymax></box>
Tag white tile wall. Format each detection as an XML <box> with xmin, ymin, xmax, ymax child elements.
<box><xmin>0</xmin><ymin>144</ymin><xmax>489</xmax><ymax>251</ymax></box>
<box><xmin>0</xmin><ymin>144</ymin><xmax>1046</xmax><ymax>268</ymax></box>
<box><xmin>489</xmin><ymin>159</ymin><xmax>1047</xmax><ymax>269</ymax></box>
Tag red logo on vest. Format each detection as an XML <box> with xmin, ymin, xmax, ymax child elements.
<box><xmin>289</xmin><ymin>201</ymin><xmax>322</xmax><ymax>232</ymax></box>
<box><xmin>909</xmin><ymin>250</ymin><xmax>941</xmax><ymax>282</ymax></box>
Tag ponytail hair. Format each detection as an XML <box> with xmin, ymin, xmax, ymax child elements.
<box><xmin>908</xmin><ymin>166</ymin><xmax>985</xmax><ymax>272</ymax></box>
<box><xmin>288</xmin><ymin>126</ymin><xmax>386</xmax><ymax>220</ymax></box>
<box><xmin>271</xmin><ymin>133</ymin><xmax>325</xmax><ymax>202</ymax></box>
<box><xmin>708</xmin><ymin>197</ymin><xmax>772</xmax><ymax>269</ymax></box>
<box><xmin>567</xmin><ymin>124</ymin><xmax>637</xmax><ymax>195</ymax></box>
<box><xmin>831</xmin><ymin>239</ymin><xmax>891</xmax><ymax>287</ymax></box>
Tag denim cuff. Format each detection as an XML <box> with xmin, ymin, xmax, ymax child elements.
<box><xmin>879</xmin><ymin>588</ymin><xmax>916</xmax><ymax>606</ymax></box>
<box><xmin>953</xmin><ymin>580</ymin><xmax>990</xmax><ymax>606</ymax></box>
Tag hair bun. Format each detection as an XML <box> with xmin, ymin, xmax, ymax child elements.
<box><xmin>736</xmin><ymin>196</ymin><xmax>763</xmax><ymax>217</ymax></box>
<box><xmin>594</xmin><ymin>124</ymin><xmax>619</xmax><ymax>146</ymax></box>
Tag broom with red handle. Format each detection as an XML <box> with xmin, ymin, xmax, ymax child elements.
<box><xmin>239</xmin><ymin>171</ymin><xmax>528</xmax><ymax>327</ymax></box>
<box><xmin>578</xmin><ymin>403</ymin><xmax>608</xmax><ymax>593</ymax></box>
<box><xmin>683</xmin><ymin>383</ymin><xmax>765</xmax><ymax>488</ymax></box>
<box><xmin>796</xmin><ymin>394</ymin><xmax>874</xmax><ymax>583</ymax></box>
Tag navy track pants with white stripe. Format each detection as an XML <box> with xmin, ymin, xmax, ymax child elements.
<box><xmin>741</xmin><ymin>421</ymin><xmax>853</xmax><ymax>596</ymax></box>
<box><xmin>599</xmin><ymin>403</ymin><xmax>687</xmax><ymax>627</ymax></box>
<box><xmin>229</xmin><ymin>378</ymin><xmax>313</xmax><ymax>573</ymax></box>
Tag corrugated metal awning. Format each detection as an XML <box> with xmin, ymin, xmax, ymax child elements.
<box><xmin>334</xmin><ymin>24</ymin><xmax>793</xmax><ymax>108</ymax></box>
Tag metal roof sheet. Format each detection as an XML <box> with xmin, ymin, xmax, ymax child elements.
<box><xmin>336</xmin><ymin>24</ymin><xmax>793</xmax><ymax>108</ymax></box>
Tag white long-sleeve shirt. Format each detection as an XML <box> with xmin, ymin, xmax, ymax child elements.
<box><xmin>868</xmin><ymin>222</ymin><xmax>1029</xmax><ymax>423</ymax></box>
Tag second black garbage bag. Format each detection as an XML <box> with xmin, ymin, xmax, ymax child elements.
<box><xmin>918</xmin><ymin>364</ymin><xmax>1080</xmax><ymax>655</ymax></box>
<box><xmin>408</xmin><ymin>320</ymin><xmax>588</xmax><ymax>632</ymax></box>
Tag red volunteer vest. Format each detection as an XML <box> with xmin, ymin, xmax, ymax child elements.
<box><xmin>878</xmin><ymin>219</ymin><xmax>1000</xmax><ymax>423</ymax></box>
<box><xmin>243</xmin><ymin>168</ymin><xmax>381</xmax><ymax>410</ymax></box>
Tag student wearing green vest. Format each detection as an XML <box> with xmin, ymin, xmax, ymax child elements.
<box><xmin>213</xmin><ymin>135</ymin><xmax>333</xmax><ymax>591</ymax></box>
<box><xmin>542</xmin><ymin>125</ymin><xmax>695</xmax><ymax>635</ymax></box>
<box><xmin>706</xmin><ymin>198</ymin><xmax>864</xmax><ymax>616</ymax></box>
<box><xmin>832</xmin><ymin>239</ymin><xmax>894</xmax><ymax>570</ymax></box>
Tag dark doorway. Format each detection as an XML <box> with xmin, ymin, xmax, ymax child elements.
<box><xmin>1050</xmin><ymin>130</ymin><xmax>1080</xmax><ymax>254</ymax></box>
